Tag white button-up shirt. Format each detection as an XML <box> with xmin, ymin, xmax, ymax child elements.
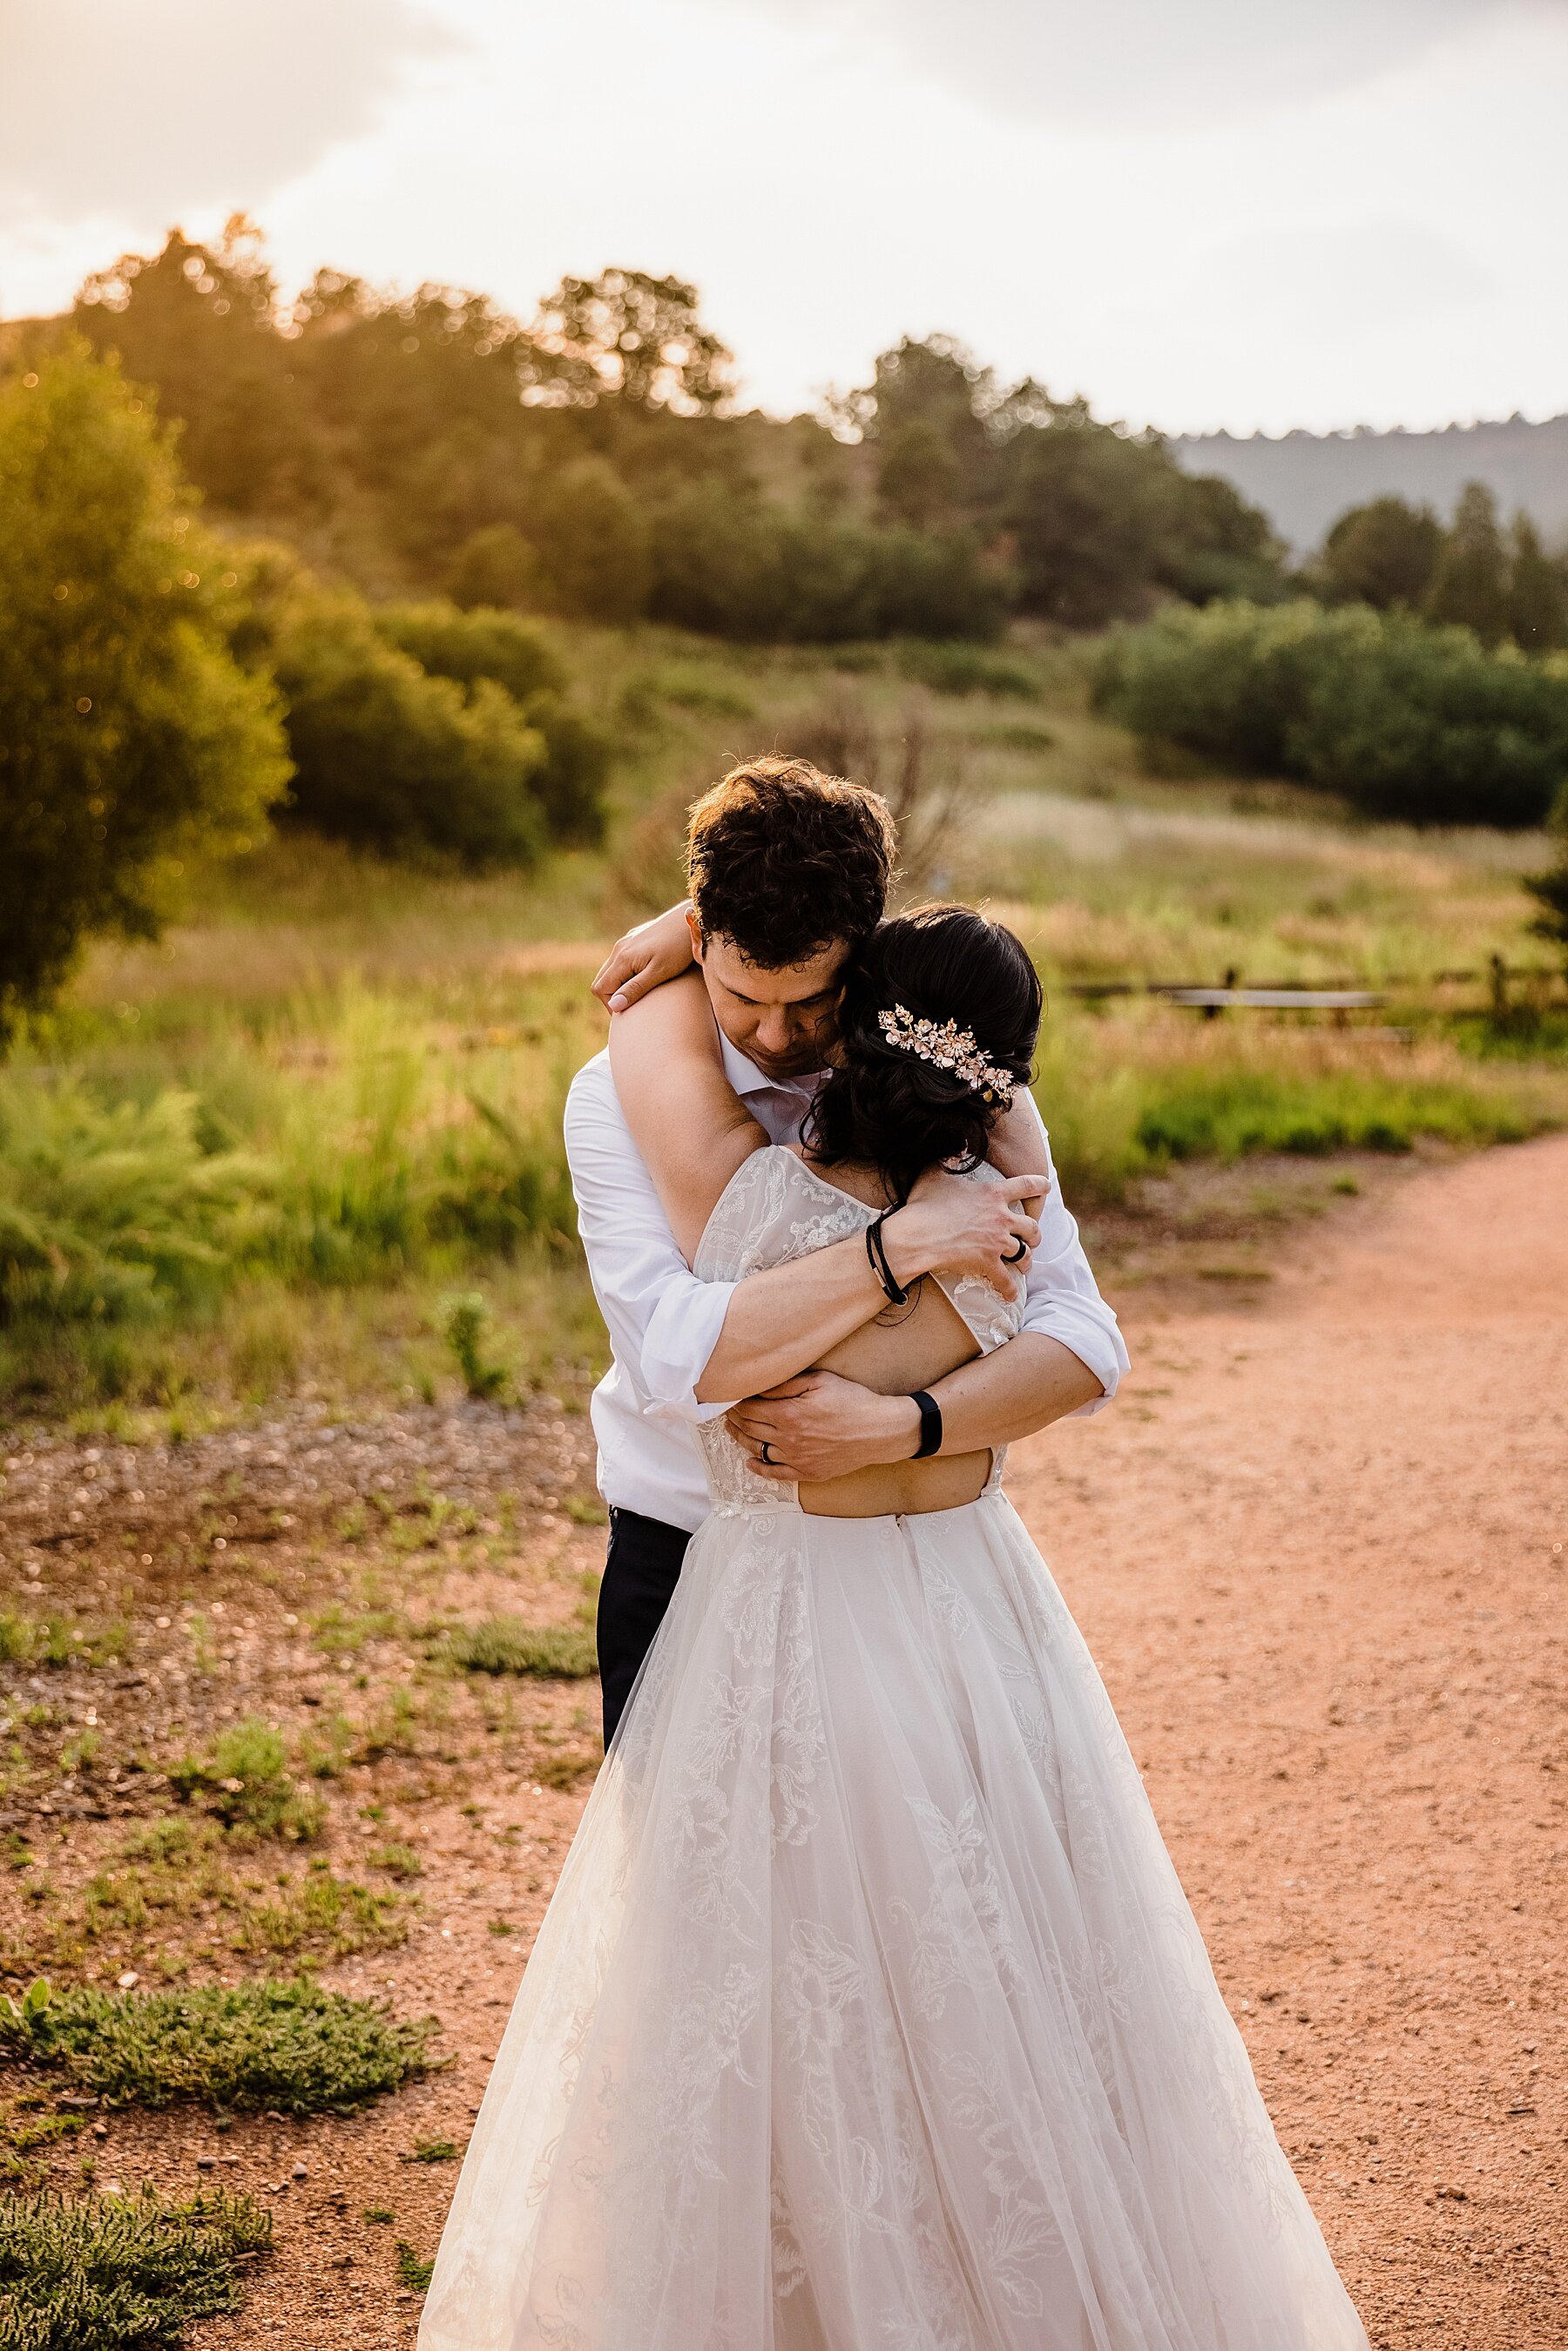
<box><xmin>564</xmin><ymin>1033</ymin><xmax>1130</xmax><ymax>1534</ymax></box>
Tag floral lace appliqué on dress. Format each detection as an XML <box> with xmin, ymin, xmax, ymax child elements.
<box><xmin>421</xmin><ymin>1149</ymin><xmax>1370</xmax><ymax>2351</ymax></box>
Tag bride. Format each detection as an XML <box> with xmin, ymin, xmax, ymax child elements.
<box><xmin>420</xmin><ymin>903</ymin><xmax>1369</xmax><ymax>2350</ymax></box>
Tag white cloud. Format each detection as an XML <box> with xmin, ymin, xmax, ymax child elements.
<box><xmin>706</xmin><ymin>0</ymin><xmax>1531</xmax><ymax>127</ymax></box>
<box><xmin>0</xmin><ymin>0</ymin><xmax>456</xmax><ymax>227</ymax></box>
<box><xmin>1182</xmin><ymin>220</ymin><xmax>1494</xmax><ymax>343</ymax></box>
<box><xmin>0</xmin><ymin>0</ymin><xmax>1564</xmax><ymax>434</ymax></box>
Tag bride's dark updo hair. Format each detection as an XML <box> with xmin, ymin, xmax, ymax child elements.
<box><xmin>805</xmin><ymin>903</ymin><xmax>1042</xmax><ymax>1202</ymax></box>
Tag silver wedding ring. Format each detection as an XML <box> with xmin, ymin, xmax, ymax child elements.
<box><xmin>760</xmin><ymin>1442</ymin><xmax>774</xmax><ymax>1464</ymax></box>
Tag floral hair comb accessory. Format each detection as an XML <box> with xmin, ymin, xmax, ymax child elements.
<box><xmin>876</xmin><ymin>1003</ymin><xmax>1016</xmax><ymax>1105</ymax></box>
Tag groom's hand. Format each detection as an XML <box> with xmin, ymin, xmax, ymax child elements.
<box><xmin>885</xmin><ymin>1166</ymin><xmax>1048</xmax><ymax>1296</ymax></box>
<box><xmin>727</xmin><ymin>1372</ymin><xmax>921</xmax><ymax>1483</ymax></box>
<box><xmin>592</xmin><ymin>902</ymin><xmax>695</xmax><ymax>1013</ymax></box>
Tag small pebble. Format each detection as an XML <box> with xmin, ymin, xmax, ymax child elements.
<box><xmin>292</xmin><ymin>2162</ymin><xmax>308</xmax><ymax>2179</ymax></box>
<box><xmin>116</xmin><ymin>1970</ymin><xmax>139</xmax><ymax>1990</ymax></box>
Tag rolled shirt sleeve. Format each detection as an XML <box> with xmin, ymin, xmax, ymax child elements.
<box><xmin>564</xmin><ymin>1055</ymin><xmax>737</xmax><ymax>1422</ymax></box>
<box><xmin>1012</xmin><ymin>1091</ymin><xmax>1130</xmax><ymax>1411</ymax></box>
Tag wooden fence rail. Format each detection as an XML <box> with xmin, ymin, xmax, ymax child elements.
<box><xmin>1060</xmin><ymin>958</ymin><xmax>1564</xmax><ymax>1018</ymax></box>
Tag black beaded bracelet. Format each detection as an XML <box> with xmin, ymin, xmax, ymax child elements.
<box><xmin>865</xmin><ymin>1212</ymin><xmax>910</xmax><ymax>1307</ymax></box>
<box><xmin>910</xmin><ymin>1389</ymin><xmax>943</xmax><ymax>1460</ymax></box>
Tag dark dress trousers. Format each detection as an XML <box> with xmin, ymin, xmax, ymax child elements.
<box><xmin>597</xmin><ymin>1505</ymin><xmax>693</xmax><ymax>1748</ymax></box>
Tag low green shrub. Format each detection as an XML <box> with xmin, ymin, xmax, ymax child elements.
<box><xmin>648</xmin><ymin>483</ymin><xmax>1008</xmax><ymax>643</ymax></box>
<box><xmin>895</xmin><ymin>642</ymin><xmax>1039</xmax><ymax>699</ymax></box>
<box><xmin>373</xmin><ymin>604</ymin><xmax>611</xmax><ymax>845</ymax></box>
<box><xmin>0</xmin><ymin>1978</ymin><xmax>434</xmax><ymax>2114</ymax></box>
<box><xmin>0</xmin><ymin>1078</ymin><xmax>267</xmax><ymax>1328</ymax></box>
<box><xmin>270</xmin><ymin>588</ymin><xmax>551</xmax><ymax>867</ymax></box>
<box><xmin>1095</xmin><ymin>599</ymin><xmax>1568</xmax><ymax>828</ymax></box>
<box><xmin>0</xmin><ymin>2186</ymin><xmax>271</xmax><ymax>2348</ymax></box>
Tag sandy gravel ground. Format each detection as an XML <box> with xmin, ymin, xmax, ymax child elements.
<box><xmin>1</xmin><ymin>1134</ymin><xmax>1563</xmax><ymax>2348</ymax></box>
<box><xmin>1010</xmin><ymin>1132</ymin><xmax>1568</xmax><ymax>2348</ymax></box>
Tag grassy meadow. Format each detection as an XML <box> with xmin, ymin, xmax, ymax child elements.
<box><xmin>3</xmin><ymin>619</ymin><xmax>1565</xmax><ymax>1429</ymax></box>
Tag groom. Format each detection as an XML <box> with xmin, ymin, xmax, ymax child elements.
<box><xmin>565</xmin><ymin>756</ymin><xmax>1129</xmax><ymax>1745</ymax></box>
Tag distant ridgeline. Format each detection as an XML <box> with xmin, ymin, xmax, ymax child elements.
<box><xmin>1173</xmin><ymin>415</ymin><xmax>1568</xmax><ymax>557</ymax></box>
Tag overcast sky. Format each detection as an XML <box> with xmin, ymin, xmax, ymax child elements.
<box><xmin>2</xmin><ymin>0</ymin><xmax>1565</xmax><ymax>434</ymax></box>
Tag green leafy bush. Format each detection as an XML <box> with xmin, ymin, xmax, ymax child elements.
<box><xmin>1096</xmin><ymin>600</ymin><xmax>1568</xmax><ymax>828</ymax></box>
<box><xmin>269</xmin><ymin>587</ymin><xmax>550</xmax><ymax>867</ymax></box>
<box><xmin>0</xmin><ymin>2186</ymin><xmax>272</xmax><ymax>2349</ymax></box>
<box><xmin>0</xmin><ymin>1977</ymin><xmax>434</xmax><ymax>2114</ymax></box>
<box><xmin>0</xmin><ymin>341</ymin><xmax>290</xmax><ymax>1038</ymax></box>
<box><xmin>374</xmin><ymin>601</ymin><xmax>564</xmax><ymax>704</ymax></box>
<box><xmin>445</xmin><ymin>521</ymin><xmax>544</xmax><ymax>613</ymax></box>
<box><xmin>648</xmin><ymin>483</ymin><xmax>1008</xmax><ymax>643</ymax></box>
<box><xmin>895</xmin><ymin>642</ymin><xmax>1039</xmax><ymax>698</ymax></box>
<box><xmin>524</xmin><ymin>456</ymin><xmax>653</xmax><ymax>624</ymax></box>
<box><xmin>373</xmin><ymin>605</ymin><xmax>611</xmax><ymax>844</ymax></box>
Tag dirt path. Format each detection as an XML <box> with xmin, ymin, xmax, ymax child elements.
<box><xmin>1</xmin><ymin>1138</ymin><xmax>1562</xmax><ymax>2348</ymax></box>
<box><xmin>1009</xmin><ymin>1132</ymin><xmax>1568</xmax><ymax>2348</ymax></box>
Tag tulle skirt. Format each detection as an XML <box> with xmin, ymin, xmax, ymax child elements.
<box><xmin>420</xmin><ymin>1494</ymin><xmax>1369</xmax><ymax>2350</ymax></box>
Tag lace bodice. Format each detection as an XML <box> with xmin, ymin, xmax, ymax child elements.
<box><xmin>692</xmin><ymin>1147</ymin><xmax>1024</xmax><ymax>1513</ymax></box>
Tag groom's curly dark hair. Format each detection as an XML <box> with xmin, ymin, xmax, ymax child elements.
<box><xmin>686</xmin><ymin>757</ymin><xmax>897</xmax><ymax>967</ymax></box>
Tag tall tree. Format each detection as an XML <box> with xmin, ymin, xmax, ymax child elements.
<box><xmin>1318</xmin><ymin>496</ymin><xmax>1443</xmax><ymax>610</ymax></box>
<box><xmin>1425</xmin><ymin>482</ymin><xmax>1511</xmax><ymax>645</ymax></box>
<box><xmin>74</xmin><ymin>217</ymin><xmax>313</xmax><ymax>512</ymax></box>
<box><xmin>0</xmin><ymin>342</ymin><xmax>290</xmax><ymax>1040</ymax></box>
<box><xmin>1507</xmin><ymin>513</ymin><xmax>1568</xmax><ymax>651</ymax></box>
<box><xmin>520</xmin><ymin>271</ymin><xmax>733</xmax><ymax>414</ymax></box>
<box><xmin>828</xmin><ymin>335</ymin><xmax>994</xmax><ymax>513</ymax></box>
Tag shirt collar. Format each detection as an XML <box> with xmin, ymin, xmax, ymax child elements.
<box><xmin>719</xmin><ymin>1032</ymin><xmax>824</xmax><ymax>1101</ymax></box>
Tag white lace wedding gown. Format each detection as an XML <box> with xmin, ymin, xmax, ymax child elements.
<box><xmin>421</xmin><ymin>1149</ymin><xmax>1369</xmax><ymax>2351</ymax></box>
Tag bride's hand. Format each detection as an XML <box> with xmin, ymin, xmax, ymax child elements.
<box><xmin>884</xmin><ymin>1166</ymin><xmax>1048</xmax><ymax>1296</ymax></box>
<box><xmin>591</xmin><ymin>902</ymin><xmax>696</xmax><ymax>1013</ymax></box>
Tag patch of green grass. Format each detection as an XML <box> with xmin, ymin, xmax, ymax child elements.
<box><xmin>308</xmin><ymin>1604</ymin><xmax>402</xmax><ymax>1658</ymax></box>
<box><xmin>401</xmin><ymin>2136</ymin><xmax>457</xmax><ymax>2165</ymax></box>
<box><xmin>1128</xmin><ymin>1064</ymin><xmax>1542</xmax><ymax>1167</ymax></box>
<box><xmin>443</xmin><ymin>1614</ymin><xmax>598</xmax><ymax>1680</ymax></box>
<box><xmin>240</xmin><ymin>1866</ymin><xmax>404</xmax><ymax>1960</ymax></box>
<box><xmin>0</xmin><ymin>2088</ymin><xmax>84</xmax><ymax>2189</ymax></box>
<box><xmin>167</xmin><ymin>1720</ymin><xmax>326</xmax><ymax>1844</ymax></box>
<box><xmin>394</xmin><ymin>2240</ymin><xmax>435</xmax><ymax>2292</ymax></box>
<box><xmin>0</xmin><ymin>1617</ymin><xmax>128</xmax><ymax>1672</ymax></box>
<box><xmin>364</xmin><ymin>1842</ymin><xmax>422</xmax><ymax>1881</ymax></box>
<box><xmin>533</xmin><ymin>1749</ymin><xmax>601</xmax><ymax>1790</ymax></box>
<box><xmin>0</xmin><ymin>1979</ymin><xmax>435</xmax><ymax>2115</ymax></box>
<box><xmin>0</xmin><ymin>2185</ymin><xmax>272</xmax><ymax>2348</ymax></box>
